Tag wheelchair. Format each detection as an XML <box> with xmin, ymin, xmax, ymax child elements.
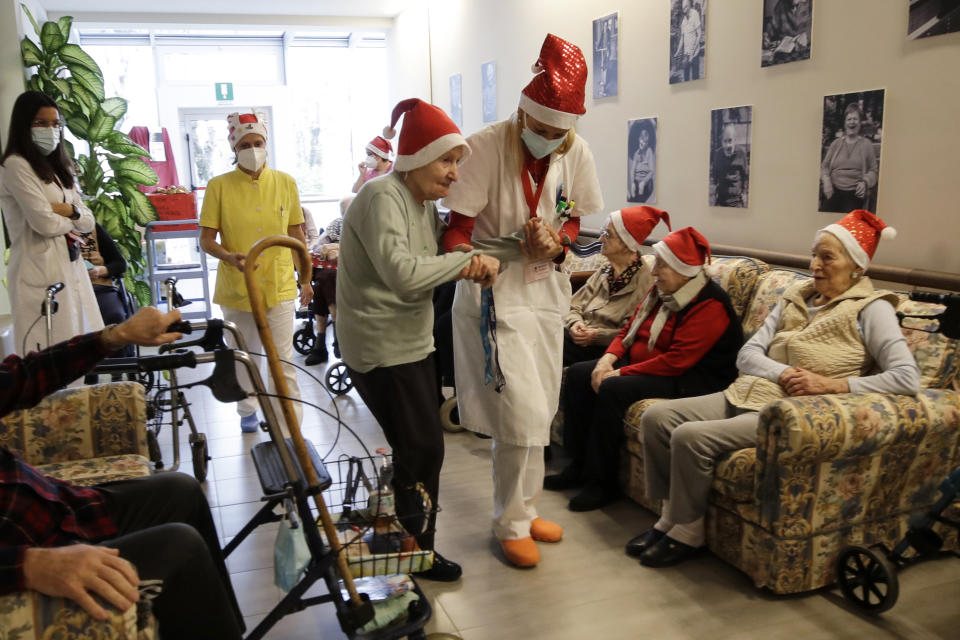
<box><xmin>293</xmin><ymin>255</ymin><xmax>353</xmax><ymax>396</ymax></box>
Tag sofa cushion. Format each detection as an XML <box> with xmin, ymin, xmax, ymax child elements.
<box><xmin>896</xmin><ymin>295</ymin><xmax>960</xmax><ymax>389</ymax></box>
<box><xmin>740</xmin><ymin>269</ymin><xmax>811</xmax><ymax>337</ymax></box>
<box><xmin>705</xmin><ymin>257</ymin><xmax>770</xmax><ymax>321</ymax></box>
<box><xmin>36</xmin><ymin>454</ymin><xmax>153</xmax><ymax>487</ymax></box>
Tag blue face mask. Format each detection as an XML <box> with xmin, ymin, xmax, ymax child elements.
<box><xmin>521</xmin><ymin>126</ymin><xmax>565</xmax><ymax>159</ymax></box>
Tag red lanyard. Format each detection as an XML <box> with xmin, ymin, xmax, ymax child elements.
<box><xmin>520</xmin><ymin>167</ymin><xmax>546</xmax><ymax>219</ymax></box>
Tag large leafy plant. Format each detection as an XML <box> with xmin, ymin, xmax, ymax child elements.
<box><xmin>19</xmin><ymin>6</ymin><xmax>158</xmax><ymax>306</ymax></box>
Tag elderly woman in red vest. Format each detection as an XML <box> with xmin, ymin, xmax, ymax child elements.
<box><xmin>547</xmin><ymin>227</ymin><xmax>743</xmax><ymax>512</ymax></box>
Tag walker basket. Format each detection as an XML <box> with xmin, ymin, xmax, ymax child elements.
<box><xmin>321</xmin><ymin>455</ymin><xmax>438</xmax><ymax>579</ymax></box>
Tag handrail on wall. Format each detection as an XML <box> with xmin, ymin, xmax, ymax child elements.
<box><xmin>577</xmin><ymin>228</ymin><xmax>960</xmax><ymax>292</ymax></box>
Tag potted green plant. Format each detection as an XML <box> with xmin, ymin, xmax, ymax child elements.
<box><xmin>19</xmin><ymin>6</ymin><xmax>158</xmax><ymax>306</ymax></box>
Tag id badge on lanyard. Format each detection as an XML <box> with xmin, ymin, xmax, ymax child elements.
<box><xmin>521</xmin><ymin>168</ymin><xmax>552</xmax><ymax>284</ymax></box>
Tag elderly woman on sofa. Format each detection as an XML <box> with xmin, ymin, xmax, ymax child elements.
<box><xmin>563</xmin><ymin>206</ymin><xmax>669</xmax><ymax>365</ymax></box>
<box><xmin>632</xmin><ymin>210</ymin><xmax>920</xmax><ymax>567</ymax></box>
<box><xmin>546</xmin><ymin>227</ymin><xmax>743</xmax><ymax>511</ymax></box>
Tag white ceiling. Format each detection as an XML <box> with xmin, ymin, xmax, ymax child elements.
<box><xmin>41</xmin><ymin>0</ymin><xmax>413</xmax><ymax>18</ymax></box>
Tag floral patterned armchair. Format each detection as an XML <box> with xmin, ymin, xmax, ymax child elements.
<box><xmin>619</xmin><ymin>261</ymin><xmax>960</xmax><ymax>594</ymax></box>
<box><xmin>0</xmin><ymin>381</ymin><xmax>157</xmax><ymax>639</ymax></box>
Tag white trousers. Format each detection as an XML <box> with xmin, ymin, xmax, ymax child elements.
<box><xmin>222</xmin><ymin>301</ymin><xmax>302</xmax><ymax>428</ymax></box>
<box><xmin>491</xmin><ymin>440</ymin><xmax>544</xmax><ymax>540</ymax></box>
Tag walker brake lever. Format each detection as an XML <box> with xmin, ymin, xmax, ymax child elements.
<box><xmin>160</xmin><ymin>320</ymin><xmax>227</xmax><ymax>353</ymax></box>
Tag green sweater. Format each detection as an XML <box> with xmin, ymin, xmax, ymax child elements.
<box><xmin>336</xmin><ymin>172</ymin><xmax>475</xmax><ymax>373</ymax></box>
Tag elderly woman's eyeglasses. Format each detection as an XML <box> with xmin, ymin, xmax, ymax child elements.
<box><xmin>31</xmin><ymin>118</ymin><xmax>64</xmax><ymax>129</ymax></box>
<box><xmin>599</xmin><ymin>227</ymin><xmax>616</xmax><ymax>240</ymax></box>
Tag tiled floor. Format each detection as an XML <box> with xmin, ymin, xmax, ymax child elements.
<box><xmin>155</xmin><ymin>331</ymin><xmax>960</xmax><ymax>639</ymax></box>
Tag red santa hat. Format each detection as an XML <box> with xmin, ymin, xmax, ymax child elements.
<box><xmin>518</xmin><ymin>34</ymin><xmax>588</xmax><ymax>130</ymax></box>
<box><xmin>819</xmin><ymin>209</ymin><xmax>896</xmax><ymax>269</ymax></box>
<box><xmin>609</xmin><ymin>206</ymin><xmax>671</xmax><ymax>253</ymax></box>
<box><xmin>653</xmin><ymin>227</ymin><xmax>711</xmax><ymax>277</ymax></box>
<box><xmin>227</xmin><ymin>111</ymin><xmax>268</xmax><ymax>150</ymax></box>
<box><xmin>366</xmin><ymin>136</ymin><xmax>393</xmax><ymax>160</ymax></box>
<box><xmin>382</xmin><ymin>98</ymin><xmax>469</xmax><ymax>171</ymax></box>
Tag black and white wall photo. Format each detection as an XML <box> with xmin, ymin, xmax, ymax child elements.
<box><xmin>670</xmin><ymin>0</ymin><xmax>706</xmax><ymax>83</ymax></box>
<box><xmin>818</xmin><ymin>89</ymin><xmax>885</xmax><ymax>213</ymax></box>
<box><xmin>761</xmin><ymin>0</ymin><xmax>812</xmax><ymax>67</ymax></box>
<box><xmin>908</xmin><ymin>0</ymin><xmax>960</xmax><ymax>39</ymax></box>
<box><xmin>709</xmin><ymin>106</ymin><xmax>752</xmax><ymax>208</ymax></box>
<box><xmin>627</xmin><ymin>117</ymin><xmax>657</xmax><ymax>204</ymax></box>
<box><xmin>450</xmin><ymin>73</ymin><xmax>462</xmax><ymax>127</ymax></box>
<box><xmin>481</xmin><ymin>60</ymin><xmax>497</xmax><ymax>123</ymax></box>
<box><xmin>593</xmin><ymin>12</ymin><xmax>619</xmax><ymax>98</ymax></box>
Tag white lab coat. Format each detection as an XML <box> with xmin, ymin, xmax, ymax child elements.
<box><xmin>0</xmin><ymin>155</ymin><xmax>101</xmax><ymax>353</ymax></box>
<box><xmin>442</xmin><ymin>118</ymin><xmax>603</xmax><ymax>447</ymax></box>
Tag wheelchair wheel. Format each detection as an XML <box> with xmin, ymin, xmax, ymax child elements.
<box><xmin>293</xmin><ymin>327</ymin><xmax>315</xmax><ymax>355</ymax></box>
<box><xmin>190</xmin><ymin>432</ymin><xmax>210</xmax><ymax>482</ymax></box>
<box><xmin>146</xmin><ymin>429</ymin><xmax>163</xmax><ymax>468</ymax></box>
<box><xmin>325</xmin><ymin>362</ymin><xmax>353</xmax><ymax>395</ymax></box>
<box><xmin>440</xmin><ymin>396</ymin><xmax>464</xmax><ymax>433</ymax></box>
<box><xmin>837</xmin><ymin>545</ymin><xmax>899</xmax><ymax>613</ymax></box>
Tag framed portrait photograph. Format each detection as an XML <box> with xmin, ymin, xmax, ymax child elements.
<box><xmin>908</xmin><ymin>0</ymin><xmax>960</xmax><ymax>39</ymax></box>
<box><xmin>761</xmin><ymin>0</ymin><xmax>812</xmax><ymax>67</ymax></box>
<box><xmin>481</xmin><ymin>61</ymin><xmax>497</xmax><ymax>123</ymax></box>
<box><xmin>709</xmin><ymin>106</ymin><xmax>752</xmax><ymax>208</ymax></box>
<box><xmin>450</xmin><ymin>73</ymin><xmax>463</xmax><ymax>127</ymax></box>
<box><xmin>818</xmin><ymin>89</ymin><xmax>885</xmax><ymax>213</ymax></box>
<box><xmin>627</xmin><ymin>117</ymin><xmax>657</xmax><ymax>204</ymax></box>
<box><xmin>670</xmin><ymin>0</ymin><xmax>707</xmax><ymax>84</ymax></box>
<box><xmin>593</xmin><ymin>12</ymin><xmax>619</xmax><ymax>98</ymax></box>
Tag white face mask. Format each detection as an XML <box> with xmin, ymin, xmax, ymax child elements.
<box><xmin>31</xmin><ymin>127</ymin><xmax>61</xmax><ymax>155</ymax></box>
<box><xmin>363</xmin><ymin>155</ymin><xmax>379</xmax><ymax>169</ymax></box>
<box><xmin>237</xmin><ymin>147</ymin><xmax>267</xmax><ymax>172</ymax></box>
<box><xmin>521</xmin><ymin>124</ymin><xmax>565</xmax><ymax>159</ymax></box>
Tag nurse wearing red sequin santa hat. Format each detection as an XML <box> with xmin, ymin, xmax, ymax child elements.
<box><xmin>352</xmin><ymin>136</ymin><xmax>394</xmax><ymax>193</ymax></box>
<box><xmin>441</xmin><ymin>34</ymin><xmax>604</xmax><ymax>568</ymax></box>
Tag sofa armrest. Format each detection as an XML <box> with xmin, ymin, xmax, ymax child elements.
<box><xmin>754</xmin><ymin>389</ymin><xmax>960</xmax><ymax>534</ymax></box>
<box><xmin>0</xmin><ymin>382</ymin><xmax>149</xmax><ymax>466</ymax></box>
<box><xmin>0</xmin><ymin>590</ymin><xmax>155</xmax><ymax>639</ymax></box>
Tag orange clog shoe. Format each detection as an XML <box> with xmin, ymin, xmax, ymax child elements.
<box><xmin>499</xmin><ymin>536</ymin><xmax>540</xmax><ymax>567</ymax></box>
<box><xmin>530</xmin><ymin>517</ymin><xmax>563</xmax><ymax>543</ymax></box>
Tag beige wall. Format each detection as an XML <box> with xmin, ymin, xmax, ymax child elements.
<box><xmin>416</xmin><ymin>0</ymin><xmax>960</xmax><ymax>276</ymax></box>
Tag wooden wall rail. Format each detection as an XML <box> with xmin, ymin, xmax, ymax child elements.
<box><xmin>576</xmin><ymin>229</ymin><xmax>960</xmax><ymax>292</ymax></box>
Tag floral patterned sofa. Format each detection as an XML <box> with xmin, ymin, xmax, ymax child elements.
<box><xmin>0</xmin><ymin>381</ymin><xmax>157</xmax><ymax>639</ymax></box>
<box><xmin>611</xmin><ymin>256</ymin><xmax>960</xmax><ymax>594</ymax></box>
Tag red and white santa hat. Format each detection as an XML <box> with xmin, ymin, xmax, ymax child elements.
<box><xmin>609</xmin><ymin>206</ymin><xmax>671</xmax><ymax>253</ymax></box>
<box><xmin>653</xmin><ymin>227</ymin><xmax>711</xmax><ymax>277</ymax></box>
<box><xmin>366</xmin><ymin>136</ymin><xmax>393</xmax><ymax>160</ymax></box>
<box><xmin>518</xmin><ymin>34</ymin><xmax>588</xmax><ymax>130</ymax></box>
<box><xmin>819</xmin><ymin>209</ymin><xmax>896</xmax><ymax>269</ymax></box>
<box><xmin>227</xmin><ymin>111</ymin><xmax>268</xmax><ymax>150</ymax></box>
<box><xmin>382</xmin><ymin>98</ymin><xmax>469</xmax><ymax>172</ymax></box>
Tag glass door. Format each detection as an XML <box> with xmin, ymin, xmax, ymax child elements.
<box><xmin>179</xmin><ymin>107</ymin><xmax>274</xmax><ymax>192</ymax></box>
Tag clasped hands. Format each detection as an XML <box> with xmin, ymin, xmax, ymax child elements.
<box><xmin>521</xmin><ymin>217</ymin><xmax>564</xmax><ymax>261</ymax></box>
<box><xmin>590</xmin><ymin>354</ymin><xmax>620</xmax><ymax>393</ymax></box>
<box><xmin>778</xmin><ymin>367</ymin><xmax>848</xmax><ymax>396</ymax></box>
<box><xmin>569</xmin><ymin>320</ymin><xmax>598</xmax><ymax>346</ymax></box>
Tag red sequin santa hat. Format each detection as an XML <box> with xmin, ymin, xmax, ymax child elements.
<box><xmin>366</xmin><ymin>136</ymin><xmax>393</xmax><ymax>161</ymax></box>
<box><xmin>518</xmin><ymin>34</ymin><xmax>588</xmax><ymax>130</ymax></box>
<box><xmin>227</xmin><ymin>111</ymin><xmax>268</xmax><ymax>150</ymax></box>
<box><xmin>609</xmin><ymin>206</ymin><xmax>671</xmax><ymax>253</ymax></box>
<box><xmin>820</xmin><ymin>209</ymin><xmax>896</xmax><ymax>269</ymax></box>
<box><xmin>653</xmin><ymin>227</ymin><xmax>711</xmax><ymax>277</ymax></box>
<box><xmin>382</xmin><ymin>98</ymin><xmax>469</xmax><ymax>171</ymax></box>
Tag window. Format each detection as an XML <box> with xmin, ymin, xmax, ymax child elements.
<box><xmin>83</xmin><ymin>44</ymin><xmax>159</xmax><ymax>129</ymax></box>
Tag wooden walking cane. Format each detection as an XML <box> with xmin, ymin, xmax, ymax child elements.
<box><xmin>243</xmin><ymin>235</ymin><xmax>364</xmax><ymax>608</ymax></box>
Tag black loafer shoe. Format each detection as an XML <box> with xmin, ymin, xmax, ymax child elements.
<box><xmin>543</xmin><ymin>464</ymin><xmax>584</xmax><ymax>491</ymax></box>
<box><xmin>414</xmin><ymin>551</ymin><xmax>462</xmax><ymax>582</ymax></box>
<box><xmin>567</xmin><ymin>485</ymin><xmax>617</xmax><ymax>512</ymax></box>
<box><xmin>639</xmin><ymin>536</ymin><xmax>703</xmax><ymax>568</ymax></box>
<box><xmin>625</xmin><ymin>528</ymin><xmax>666</xmax><ymax>557</ymax></box>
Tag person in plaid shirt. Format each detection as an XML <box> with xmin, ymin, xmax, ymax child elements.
<box><xmin>0</xmin><ymin>307</ymin><xmax>244</xmax><ymax>640</ymax></box>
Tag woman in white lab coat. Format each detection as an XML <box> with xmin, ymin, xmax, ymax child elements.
<box><xmin>441</xmin><ymin>34</ymin><xmax>603</xmax><ymax>567</ymax></box>
<box><xmin>0</xmin><ymin>91</ymin><xmax>100</xmax><ymax>354</ymax></box>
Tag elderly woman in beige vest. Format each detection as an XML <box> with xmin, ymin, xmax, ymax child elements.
<box><xmin>631</xmin><ymin>210</ymin><xmax>920</xmax><ymax>568</ymax></box>
<box><xmin>563</xmin><ymin>206</ymin><xmax>669</xmax><ymax>365</ymax></box>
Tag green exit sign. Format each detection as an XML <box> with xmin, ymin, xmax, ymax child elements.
<box><xmin>215</xmin><ymin>82</ymin><xmax>234</xmax><ymax>101</ymax></box>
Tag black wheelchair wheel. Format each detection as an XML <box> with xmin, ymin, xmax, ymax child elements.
<box><xmin>293</xmin><ymin>327</ymin><xmax>315</xmax><ymax>355</ymax></box>
<box><xmin>837</xmin><ymin>545</ymin><xmax>899</xmax><ymax>613</ymax></box>
<box><xmin>324</xmin><ymin>362</ymin><xmax>353</xmax><ymax>395</ymax></box>
<box><xmin>190</xmin><ymin>432</ymin><xmax>210</xmax><ymax>482</ymax></box>
<box><xmin>146</xmin><ymin>429</ymin><xmax>163</xmax><ymax>469</ymax></box>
